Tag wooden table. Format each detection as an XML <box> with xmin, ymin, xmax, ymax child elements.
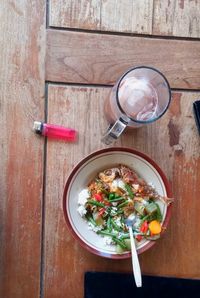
<box><xmin>1</xmin><ymin>1</ymin><xmax>200</xmax><ymax>297</ymax></box>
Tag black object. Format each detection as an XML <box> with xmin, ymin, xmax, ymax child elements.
<box><xmin>193</xmin><ymin>100</ymin><xmax>200</xmax><ymax>135</ymax></box>
<box><xmin>84</xmin><ymin>272</ymin><xmax>200</xmax><ymax>298</ymax></box>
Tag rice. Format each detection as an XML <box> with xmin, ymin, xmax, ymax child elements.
<box><xmin>77</xmin><ymin>188</ymin><xmax>89</xmax><ymax>217</ymax></box>
<box><xmin>87</xmin><ymin>222</ymin><xmax>102</xmax><ymax>232</ymax></box>
<box><xmin>102</xmin><ymin>236</ymin><xmax>115</xmax><ymax>245</ymax></box>
<box><xmin>78</xmin><ymin>188</ymin><xmax>90</xmax><ymax>206</ymax></box>
<box><xmin>77</xmin><ymin>205</ymin><xmax>87</xmax><ymax>217</ymax></box>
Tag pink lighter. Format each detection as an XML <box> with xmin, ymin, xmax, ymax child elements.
<box><xmin>33</xmin><ymin>121</ymin><xmax>77</xmax><ymax>142</ymax></box>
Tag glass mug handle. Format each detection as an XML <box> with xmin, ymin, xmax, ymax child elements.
<box><xmin>101</xmin><ymin>118</ymin><xmax>128</xmax><ymax>145</ymax></box>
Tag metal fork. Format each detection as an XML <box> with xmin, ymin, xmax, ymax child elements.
<box><xmin>125</xmin><ymin>214</ymin><xmax>142</xmax><ymax>287</ymax></box>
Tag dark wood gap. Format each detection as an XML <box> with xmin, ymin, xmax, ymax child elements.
<box><xmin>39</xmin><ymin>83</ymin><xmax>48</xmax><ymax>298</ymax></box>
<box><xmin>46</xmin><ymin>81</ymin><xmax>200</xmax><ymax>94</ymax></box>
<box><xmin>46</xmin><ymin>0</ymin><xmax>50</xmax><ymax>29</ymax></box>
<box><xmin>46</xmin><ymin>81</ymin><xmax>112</xmax><ymax>88</ymax></box>
<box><xmin>48</xmin><ymin>25</ymin><xmax>200</xmax><ymax>43</ymax></box>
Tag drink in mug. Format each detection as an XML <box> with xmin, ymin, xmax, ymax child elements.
<box><xmin>102</xmin><ymin>66</ymin><xmax>171</xmax><ymax>144</ymax></box>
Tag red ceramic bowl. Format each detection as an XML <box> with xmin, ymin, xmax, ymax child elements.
<box><xmin>63</xmin><ymin>147</ymin><xmax>172</xmax><ymax>259</ymax></box>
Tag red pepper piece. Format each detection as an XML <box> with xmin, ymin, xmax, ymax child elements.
<box><xmin>98</xmin><ymin>208</ymin><xmax>106</xmax><ymax>216</ymax></box>
<box><xmin>135</xmin><ymin>235</ymin><xmax>143</xmax><ymax>242</ymax></box>
<box><xmin>140</xmin><ymin>221</ymin><xmax>148</xmax><ymax>233</ymax></box>
<box><xmin>94</xmin><ymin>193</ymin><xmax>103</xmax><ymax>202</ymax></box>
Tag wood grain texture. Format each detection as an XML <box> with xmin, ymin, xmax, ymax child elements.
<box><xmin>153</xmin><ymin>0</ymin><xmax>200</xmax><ymax>38</ymax></box>
<box><xmin>49</xmin><ymin>0</ymin><xmax>200</xmax><ymax>38</ymax></box>
<box><xmin>49</xmin><ymin>0</ymin><xmax>101</xmax><ymax>30</ymax></box>
<box><xmin>100</xmin><ymin>0</ymin><xmax>153</xmax><ymax>34</ymax></box>
<box><xmin>49</xmin><ymin>0</ymin><xmax>153</xmax><ymax>34</ymax></box>
<box><xmin>46</xmin><ymin>29</ymin><xmax>200</xmax><ymax>89</ymax></box>
<box><xmin>0</xmin><ymin>1</ymin><xmax>45</xmax><ymax>297</ymax></box>
<box><xmin>43</xmin><ymin>84</ymin><xmax>200</xmax><ymax>298</ymax></box>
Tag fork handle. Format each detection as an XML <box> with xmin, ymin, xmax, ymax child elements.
<box><xmin>129</xmin><ymin>226</ymin><xmax>142</xmax><ymax>287</ymax></box>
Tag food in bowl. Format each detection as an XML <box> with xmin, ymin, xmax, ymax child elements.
<box><xmin>77</xmin><ymin>164</ymin><xmax>173</xmax><ymax>254</ymax></box>
<box><xmin>64</xmin><ymin>147</ymin><xmax>173</xmax><ymax>258</ymax></box>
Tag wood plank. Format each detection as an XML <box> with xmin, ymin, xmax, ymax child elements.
<box><xmin>153</xmin><ymin>0</ymin><xmax>200</xmax><ymax>38</ymax></box>
<box><xmin>46</xmin><ymin>29</ymin><xmax>200</xmax><ymax>89</ymax></box>
<box><xmin>43</xmin><ymin>84</ymin><xmax>200</xmax><ymax>297</ymax></box>
<box><xmin>49</xmin><ymin>0</ymin><xmax>200</xmax><ymax>38</ymax></box>
<box><xmin>49</xmin><ymin>0</ymin><xmax>153</xmax><ymax>34</ymax></box>
<box><xmin>49</xmin><ymin>0</ymin><xmax>101</xmax><ymax>30</ymax></box>
<box><xmin>100</xmin><ymin>0</ymin><xmax>153</xmax><ymax>34</ymax></box>
<box><xmin>0</xmin><ymin>1</ymin><xmax>45</xmax><ymax>297</ymax></box>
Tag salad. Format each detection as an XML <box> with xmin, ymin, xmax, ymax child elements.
<box><xmin>77</xmin><ymin>164</ymin><xmax>173</xmax><ymax>254</ymax></box>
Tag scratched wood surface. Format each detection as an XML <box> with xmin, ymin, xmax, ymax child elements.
<box><xmin>49</xmin><ymin>0</ymin><xmax>200</xmax><ymax>38</ymax></box>
<box><xmin>49</xmin><ymin>0</ymin><xmax>153</xmax><ymax>34</ymax></box>
<box><xmin>46</xmin><ymin>29</ymin><xmax>200</xmax><ymax>88</ymax></box>
<box><xmin>1</xmin><ymin>0</ymin><xmax>199</xmax><ymax>297</ymax></box>
<box><xmin>43</xmin><ymin>84</ymin><xmax>200</xmax><ymax>298</ymax></box>
<box><xmin>0</xmin><ymin>1</ymin><xmax>45</xmax><ymax>298</ymax></box>
<box><xmin>153</xmin><ymin>0</ymin><xmax>200</xmax><ymax>38</ymax></box>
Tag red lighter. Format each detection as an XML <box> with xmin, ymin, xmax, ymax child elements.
<box><xmin>33</xmin><ymin>121</ymin><xmax>77</xmax><ymax>142</ymax></box>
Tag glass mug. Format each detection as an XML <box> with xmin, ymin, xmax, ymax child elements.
<box><xmin>102</xmin><ymin>66</ymin><xmax>171</xmax><ymax>145</ymax></box>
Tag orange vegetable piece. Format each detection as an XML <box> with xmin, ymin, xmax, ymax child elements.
<box><xmin>149</xmin><ymin>220</ymin><xmax>161</xmax><ymax>235</ymax></box>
